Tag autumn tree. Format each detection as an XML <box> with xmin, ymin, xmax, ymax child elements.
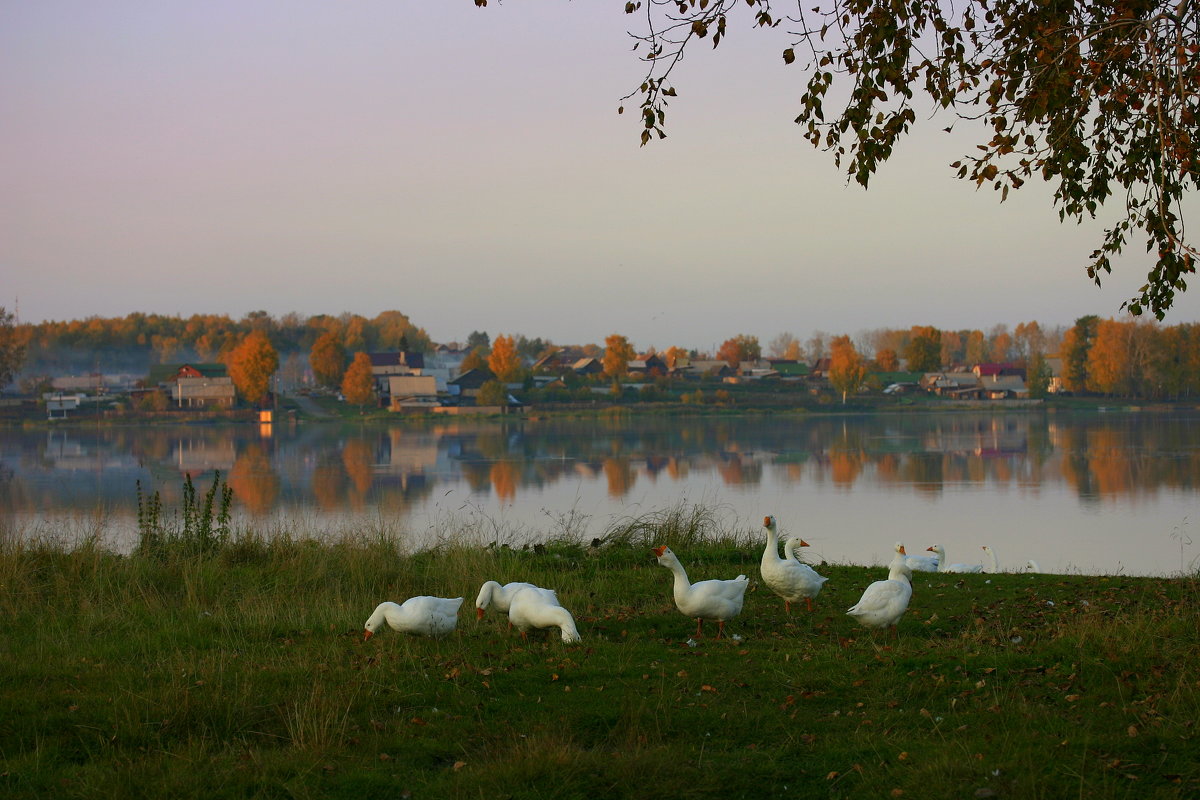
<box><xmin>904</xmin><ymin>327</ymin><xmax>942</xmax><ymax>372</ymax></box>
<box><xmin>828</xmin><ymin>335</ymin><xmax>867</xmax><ymax>404</ymax></box>
<box><xmin>662</xmin><ymin>345</ymin><xmax>688</xmax><ymax>369</ymax></box>
<box><xmin>717</xmin><ymin>334</ymin><xmax>761</xmax><ymax>367</ymax></box>
<box><xmin>603</xmin><ymin>334</ymin><xmax>636</xmax><ymax>378</ymax></box>
<box><xmin>768</xmin><ymin>332</ymin><xmax>801</xmax><ymax>360</ymax></box>
<box><xmin>964</xmin><ymin>330</ymin><xmax>988</xmax><ymax>365</ymax></box>
<box><xmin>1087</xmin><ymin>319</ymin><xmax>1135</xmax><ymax>396</ymax></box>
<box><xmin>477</xmin><ymin>379</ymin><xmax>510</xmax><ymax>408</ymax></box>
<box><xmin>875</xmin><ymin>348</ymin><xmax>900</xmax><ymax>372</ymax></box>
<box><xmin>1027</xmin><ymin>352</ymin><xmax>1053</xmax><ymax>399</ymax></box>
<box><xmin>1062</xmin><ymin>315</ymin><xmax>1101</xmax><ymax>393</ymax></box>
<box><xmin>227</xmin><ymin>330</ymin><xmax>279</xmax><ymax>407</ymax></box>
<box><xmin>309</xmin><ymin>330</ymin><xmax>346</xmax><ymax>390</ymax></box>
<box><xmin>341</xmin><ymin>351</ymin><xmax>376</xmax><ymax>413</ymax></box>
<box><xmin>619</xmin><ymin>0</ymin><xmax>1200</xmax><ymax>317</ymax></box>
<box><xmin>460</xmin><ymin>348</ymin><xmax>488</xmax><ymax>373</ymax></box>
<box><xmin>466</xmin><ymin>330</ymin><xmax>491</xmax><ymax>352</ymax></box>
<box><xmin>0</xmin><ymin>307</ymin><xmax>27</xmax><ymax>390</ymax></box>
<box><xmin>989</xmin><ymin>325</ymin><xmax>1013</xmax><ymax>363</ymax></box>
<box><xmin>1013</xmin><ymin>321</ymin><xmax>1047</xmax><ymax>363</ymax></box>
<box><xmin>488</xmin><ymin>334</ymin><xmax>523</xmax><ymax>382</ymax></box>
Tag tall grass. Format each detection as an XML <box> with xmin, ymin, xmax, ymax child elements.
<box><xmin>0</xmin><ymin>494</ymin><xmax>1197</xmax><ymax>798</ymax></box>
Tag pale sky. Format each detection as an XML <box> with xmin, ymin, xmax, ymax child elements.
<box><xmin>3</xmin><ymin>0</ymin><xmax>1198</xmax><ymax>352</ymax></box>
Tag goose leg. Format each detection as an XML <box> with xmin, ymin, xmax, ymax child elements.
<box><xmin>715</xmin><ymin>620</ymin><xmax>726</xmax><ymax>639</ymax></box>
<box><xmin>695</xmin><ymin>617</ymin><xmax>704</xmax><ymax>638</ymax></box>
<box><xmin>805</xmin><ymin>597</ymin><xmax>814</xmax><ymax>613</ymax></box>
<box><xmin>784</xmin><ymin>600</ymin><xmax>791</xmax><ymax>615</ymax></box>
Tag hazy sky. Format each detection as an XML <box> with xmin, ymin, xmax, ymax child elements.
<box><xmin>4</xmin><ymin>1</ymin><xmax>1198</xmax><ymax>352</ymax></box>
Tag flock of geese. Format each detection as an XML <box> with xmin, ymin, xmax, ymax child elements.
<box><xmin>362</xmin><ymin>515</ymin><xmax>1037</xmax><ymax>642</ymax></box>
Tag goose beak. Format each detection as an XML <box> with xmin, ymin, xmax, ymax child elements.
<box><xmin>475</xmin><ymin>607</ymin><xmax>485</xmax><ymax>620</ymax></box>
<box><xmin>898</xmin><ymin>545</ymin><xmax>907</xmax><ymax>554</ymax></box>
<box><xmin>362</xmin><ymin>629</ymin><xmax>374</xmax><ymax>642</ymax></box>
<box><xmin>926</xmin><ymin>546</ymin><xmax>935</xmax><ymax>552</ymax></box>
<box><xmin>763</xmin><ymin>516</ymin><xmax>772</xmax><ymax>527</ymax></box>
<box><xmin>798</xmin><ymin>539</ymin><xmax>810</xmax><ymax>547</ymax></box>
<box><xmin>651</xmin><ymin>545</ymin><xmax>667</xmax><ymax>558</ymax></box>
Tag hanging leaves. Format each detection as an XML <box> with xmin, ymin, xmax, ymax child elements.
<box><xmin>617</xmin><ymin>0</ymin><xmax>1200</xmax><ymax>318</ymax></box>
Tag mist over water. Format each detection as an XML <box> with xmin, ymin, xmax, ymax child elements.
<box><xmin>3</xmin><ymin>410</ymin><xmax>1198</xmax><ymax>576</ymax></box>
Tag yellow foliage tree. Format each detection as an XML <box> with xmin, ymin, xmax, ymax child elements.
<box><xmin>828</xmin><ymin>335</ymin><xmax>867</xmax><ymax>405</ymax></box>
<box><xmin>603</xmin><ymin>334</ymin><xmax>636</xmax><ymax>379</ymax></box>
<box><xmin>227</xmin><ymin>330</ymin><xmax>279</xmax><ymax>407</ymax></box>
<box><xmin>341</xmin><ymin>352</ymin><xmax>376</xmax><ymax>412</ymax></box>
<box><xmin>309</xmin><ymin>330</ymin><xmax>346</xmax><ymax>390</ymax></box>
<box><xmin>488</xmin><ymin>334</ymin><xmax>522</xmax><ymax>382</ymax></box>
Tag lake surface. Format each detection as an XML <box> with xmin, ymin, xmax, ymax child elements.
<box><xmin>3</xmin><ymin>410</ymin><xmax>1199</xmax><ymax>576</ymax></box>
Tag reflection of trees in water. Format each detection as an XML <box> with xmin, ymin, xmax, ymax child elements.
<box><xmin>603</xmin><ymin>457</ymin><xmax>636</xmax><ymax>497</ymax></box>
<box><xmin>228</xmin><ymin>442</ymin><xmax>279</xmax><ymax>514</ymax></box>
<box><xmin>311</xmin><ymin>455</ymin><xmax>346</xmax><ymax>510</ymax></box>
<box><xmin>490</xmin><ymin>462</ymin><xmax>518</xmax><ymax>503</ymax></box>
<box><xmin>341</xmin><ymin>440</ymin><xmax>374</xmax><ymax>507</ymax></box>
<box><xmin>9</xmin><ymin>413</ymin><xmax>1200</xmax><ymax>521</ymax></box>
<box><xmin>717</xmin><ymin>454</ymin><xmax>763</xmax><ymax>487</ymax></box>
<box><xmin>461</xmin><ymin>461</ymin><xmax>492</xmax><ymax>494</ymax></box>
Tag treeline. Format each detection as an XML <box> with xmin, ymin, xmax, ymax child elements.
<box><xmin>8</xmin><ymin>310</ymin><xmax>1200</xmax><ymax>401</ymax></box>
<box><xmin>15</xmin><ymin>310</ymin><xmax>432</xmax><ymax>375</ymax></box>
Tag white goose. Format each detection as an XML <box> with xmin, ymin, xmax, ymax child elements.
<box><xmin>981</xmin><ymin>545</ymin><xmax>1000</xmax><ymax>573</ymax></box>
<box><xmin>895</xmin><ymin>541</ymin><xmax>939</xmax><ymax>572</ymax></box>
<box><xmin>926</xmin><ymin>544</ymin><xmax>983</xmax><ymax>574</ymax></box>
<box><xmin>363</xmin><ymin>596</ymin><xmax>464</xmax><ymax>640</ymax></box>
<box><xmin>761</xmin><ymin>515</ymin><xmax>827</xmax><ymax>613</ymax></box>
<box><xmin>846</xmin><ymin>556</ymin><xmax>913</xmax><ymax>630</ymax></box>
<box><xmin>507</xmin><ymin>586</ymin><xmax>582</xmax><ymax>643</ymax></box>
<box><xmin>653</xmin><ymin>545</ymin><xmax>749</xmax><ymax>638</ymax></box>
<box><xmin>1025</xmin><ymin>559</ymin><xmax>1042</xmax><ymax>573</ymax></box>
<box><xmin>474</xmin><ymin>581</ymin><xmax>557</xmax><ymax>621</ymax></box>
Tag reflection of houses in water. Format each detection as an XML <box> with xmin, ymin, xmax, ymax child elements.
<box><xmin>920</xmin><ymin>419</ymin><xmax>1028</xmax><ymax>458</ymax></box>
<box><xmin>171</xmin><ymin>438</ymin><xmax>237</xmax><ymax>474</ymax></box>
<box><xmin>41</xmin><ymin>432</ymin><xmax>132</xmax><ymax>472</ymax></box>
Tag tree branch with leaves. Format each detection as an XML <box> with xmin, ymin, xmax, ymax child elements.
<box><xmin>619</xmin><ymin>0</ymin><xmax>1199</xmax><ymax>318</ymax></box>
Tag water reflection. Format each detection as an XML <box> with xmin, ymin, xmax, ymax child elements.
<box><xmin>3</xmin><ymin>411</ymin><xmax>1199</xmax><ymax>573</ymax></box>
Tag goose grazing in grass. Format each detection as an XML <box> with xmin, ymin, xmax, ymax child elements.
<box><xmin>507</xmin><ymin>586</ymin><xmax>581</xmax><ymax>643</ymax></box>
<box><xmin>474</xmin><ymin>581</ymin><xmax>556</xmax><ymax>621</ymax></box>
<box><xmin>653</xmin><ymin>545</ymin><xmax>749</xmax><ymax>638</ymax></box>
<box><xmin>363</xmin><ymin>596</ymin><xmax>464</xmax><ymax>640</ymax></box>
<box><xmin>981</xmin><ymin>545</ymin><xmax>1000</xmax><ymax>573</ymax></box>
<box><xmin>1025</xmin><ymin>559</ymin><xmax>1042</xmax><ymax>573</ymax></box>
<box><xmin>846</xmin><ymin>557</ymin><xmax>913</xmax><ymax>631</ymax></box>
<box><xmin>926</xmin><ymin>544</ymin><xmax>983</xmax><ymax>574</ymax></box>
<box><xmin>895</xmin><ymin>541</ymin><xmax>940</xmax><ymax>572</ymax></box>
<box><xmin>761</xmin><ymin>515</ymin><xmax>827</xmax><ymax>613</ymax></box>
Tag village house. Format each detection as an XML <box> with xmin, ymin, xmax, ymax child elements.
<box><xmin>387</xmin><ymin>375</ymin><xmax>440</xmax><ymax>413</ymax></box>
<box><xmin>147</xmin><ymin>363</ymin><xmax>236</xmax><ymax>409</ymax></box>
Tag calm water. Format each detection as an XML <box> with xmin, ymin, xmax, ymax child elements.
<box><xmin>3</xmin><ymin>411</ymin><xmax>1198</xmax><ymax>576</ymax></box>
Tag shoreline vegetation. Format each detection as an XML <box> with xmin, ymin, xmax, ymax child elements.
<box><xmin>2</xmin><ymin>502</ymin><xmax>1197</xmax><ymax>798</ymax></box>
<box><xmin>4</xmin><ymin>390</ymin><xmax>1197</xmax><ymax>430</ymax></box>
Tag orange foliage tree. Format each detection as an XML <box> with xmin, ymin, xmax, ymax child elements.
<box><xmin>341</xmin><ymin>352</ymin><xmax>376</xmax><ymax>412</ymax></box>
<box><xmin>227</xmin><ymin>330</ymin><xmax>279</xmax><ymax>407</ymax></box>
<box><xmin>603</xmin><ymin>334</ymin><xmax>636</xmax><ymax>379</ymax></box>
<box><xmin>487</xmin><ymin>334</ymin><xmax>522</xmax><ymax>382</ymax></box>
<box><xmin>828</xmin><ymin>335</ymin><xmax>867</xmax><ymax>404</ymax></box>
<box><xmin>309</xmin><ymin>329</ymin><xmax>346</xmax><ymax>390</ymax></box>
<box><xmin>716</xmin><ymin>334</ymin><xmax>761</xmax><ymax>367</ymax></box>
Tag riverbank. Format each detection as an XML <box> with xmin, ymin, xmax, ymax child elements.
<box><xmin>2</xmin><ymin>527</ymin><xmax>1197</xmax><ymax>798</ymax></box>
<box><xmin>3</xmin><ymin>390</ymin><xmax>1196</xmax><ymax>429</ymax></box>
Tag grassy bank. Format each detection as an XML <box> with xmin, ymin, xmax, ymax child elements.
<box><xmin>2</xmin><ymin>520</ymin><xmax>1198</xmax><ymax>799</ymax></box>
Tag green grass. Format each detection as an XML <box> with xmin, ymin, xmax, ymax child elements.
<box><xmin>1</xmin><ymin>522</ymin><xmax>1198</xmax><ymax>799</ymax></box>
